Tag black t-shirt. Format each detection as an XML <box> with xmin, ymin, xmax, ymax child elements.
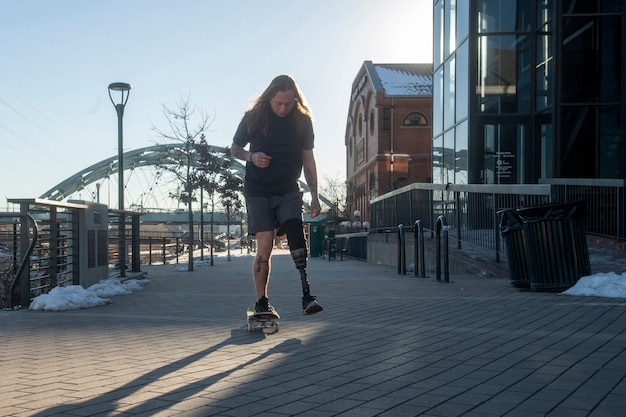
<box><xmin>233</xmin><ymin>111</ymin><xmax>314</xmax><ymax>197</ymax></box>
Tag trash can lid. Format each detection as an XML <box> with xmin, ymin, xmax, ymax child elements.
<box><xmin>515</xmin><ymin>199</ymin><xmax>587</xmax><ymax>222</ymax></box>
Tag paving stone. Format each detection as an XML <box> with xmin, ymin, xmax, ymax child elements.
<box><xmin>1</xmin><ymin>245</ymin><xmax>625</xmax><ymax>416</ymax></box>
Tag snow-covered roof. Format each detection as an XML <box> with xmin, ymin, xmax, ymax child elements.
<box><xmin>371</xmin><ymin>63</ymin><xmax>432</xmax><ymax>97</ymax></box>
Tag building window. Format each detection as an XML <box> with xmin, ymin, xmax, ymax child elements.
<box><xmin>358</xmin><ymin>113</ymin><xmax>363</xmax><ymax>136</ymax></box>
<box><xmin>369</xmin><ymin>108</ymin><xmax>376</xmax><ymax>135</ymax></box>
<box><xmin>382</xmin><ymin>107</ymin><xmax>391</xmax><ymax>131</ymax></box>
<box><xmin>357</xmin><ymin>141</ymin><xmax>365</xmax><ymax>164</ymax></box>
<box><xmin>477</xmin><ymin>0</ymin><xmax>531</xmax><ymax>33</ymax></box>
<box><xmin>477</xmin><ymin>34</ymin><xmax>531</xmax><ymax>114</ymax></box>
<box><xmin>402</xmin><ymin>112</ymin><xmax>429</xmax><ymax>126</ymax></box>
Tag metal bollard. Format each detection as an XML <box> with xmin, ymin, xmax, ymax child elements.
<box><xmin>414</xmin><ymin>220</ymin><xmax>426</xmax><ymax>278</ymax></box>
<box><xmin>436</xmin><ymin>215</ymin><xmax>450</xmax><ymax>283</ymax></box>
<box><xmin>397</xmin><ymin>224</ymin><xmax>407</xmax><ymax>275</ymax></box>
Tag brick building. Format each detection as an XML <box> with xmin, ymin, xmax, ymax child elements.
<box><xmin>345</xmin><ymin>61</ymin><xmax>433</xmax><ymax>227</ymax></box>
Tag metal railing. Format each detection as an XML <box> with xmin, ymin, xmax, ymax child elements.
<box><xmin>370</xmin><ymin>179</ymin><xmax>626</xmax><ymax>262</ymax></box>
<box><xmin>540</xmin><ymin>178</ymin><xmax>625</xmax><ymax>241</ymax></box>
<box><xmin>0</xmin><ymin>213</ymin><xmax>38</xmax><ymax>309</ymax></box>
<box><xmin>1</xmin><ymin>201</ymin><xmax>78</xmax><ymax>308</ymax></box>
<box><xmin>107</xmin><ymin>210</ymin><xmax>142</xmax><ymax>276</ymax></box>
<box><xmin>329</xmin><ymin>233</ymin><xmax>368</xmax><ymax>261</ymax></box>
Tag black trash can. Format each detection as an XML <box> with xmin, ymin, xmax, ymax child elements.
<box><xmin>519</xmin><ymin>199</ymin><xmax>591</xmax><ymax>291</ymax></box>
<box><xmin>309</xmin><ymin>224</ymin><xmax>325</xmax><ymax>257</ymax></box>
<box><xmin>499</xmin><ymin>209</ymin><xmax>531</xmax><ymax>288</ymax></box>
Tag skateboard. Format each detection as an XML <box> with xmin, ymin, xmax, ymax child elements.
<box><xmin>246</xmin><ymin>305</ymin><xmax>280</xmax><ymax>332</ymax></box>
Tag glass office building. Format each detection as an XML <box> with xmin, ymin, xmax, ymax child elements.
<box><xmin>433</xmin><ymin>0</ymin><xmax>625</xmax><ymax>185</ymax></box>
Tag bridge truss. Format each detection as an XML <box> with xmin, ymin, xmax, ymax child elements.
<box><xmin>38</xmin><ymin>143</ymin><xmax>332</xmax><ymax>213</ymax></box>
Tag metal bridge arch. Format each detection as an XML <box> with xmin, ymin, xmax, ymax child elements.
<box><xmin>39</xmin><ymin>143</ymin><xmax>330</xmax><ymax>210</ymax></box>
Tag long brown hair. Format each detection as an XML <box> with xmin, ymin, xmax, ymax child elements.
<box><xmin>246</xmin><ymin>75</ymin><xmax>312</xmax><ymax>136</ymax></box>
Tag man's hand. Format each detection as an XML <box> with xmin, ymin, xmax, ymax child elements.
<box><xmin>251</xmin><ymin>151</ymin><xmax>271</xmax><ymax>168</ymax></box>
<box><xmin>310</xmin><ymin>198</ymin><xmax>321</xmax><ymax>218</ymax></box>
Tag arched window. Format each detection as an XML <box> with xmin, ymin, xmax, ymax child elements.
<box><xmin>402</xmin><ymin>112</ymin><xmax>429</xmax><ymax>126</ymax></box>
<box><xmin>358</xmin><ymin>113</ymin><xmax>363</xmax><ymax>136</ymax></box>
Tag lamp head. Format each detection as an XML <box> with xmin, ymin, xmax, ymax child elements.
<box><xmin>108</xmin><ymin>82</ymin><xmax>132</xmax><ymax>92</ymax></box>
<box><xmin>108</xmin><ymin>82</ymin><xmax>132</xmax><ymax>109</ymax></box>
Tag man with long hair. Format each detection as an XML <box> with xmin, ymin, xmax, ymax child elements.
<box><xmin>230</xmin><ymin>75</ymin><xmax>323</xmax><ymax>315</ymax></box>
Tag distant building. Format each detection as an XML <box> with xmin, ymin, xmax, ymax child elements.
<box><xmin>433</xmin><ymin>1</ymin><xmax>625</xmax><ymax>185</ymax></box>
<box><xmin>345</xmin><ymin>61</ymin><xmax>433</xmax><ymax>225</ymax></box>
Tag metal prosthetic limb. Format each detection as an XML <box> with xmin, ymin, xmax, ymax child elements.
<box><xmin>290</xmin><ymin>247</ymin><xmax>311</xmax><ymax>298</ymax></box>
<box><xmin>285</xmin><ymin>221</ymin><xmax>322</xmax><ymax>314</ymax></box>
<box><xmin>282</xmin><ymin>218</ymin><xmax>311</xmax><ymax>298</ymax></box>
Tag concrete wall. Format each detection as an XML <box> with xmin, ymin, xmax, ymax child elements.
<box><xmin>367</xmin><ymin>232</ymin><xmax>511</xmax><ymax>279</ymax></box>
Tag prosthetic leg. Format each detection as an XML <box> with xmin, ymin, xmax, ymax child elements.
<box><xmin>282</xmin><ymin>219</ymin><xmax>324</xmax><ymax>314</ymax></box>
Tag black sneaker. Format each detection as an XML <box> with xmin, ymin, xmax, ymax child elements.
<box><xmin>255</xmin><ymin>296</ymin><xmax>272</xmax><ymax>314</ymax></box>
<box><xmin>302</xmin><ymin>295</ymin><xmax>323</xmax><ymax>315</ymax></box>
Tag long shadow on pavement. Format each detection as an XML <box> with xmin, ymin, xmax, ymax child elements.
<box><xmin>29</xmin><ymin>331</ymin><xmax>302</xmax><ymax>417</ymax></box>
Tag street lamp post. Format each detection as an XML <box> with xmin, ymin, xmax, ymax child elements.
<box><xmin>108</xmin><ymin>82</ymin><xmax>132</xmax><ymax>277</ymax></box>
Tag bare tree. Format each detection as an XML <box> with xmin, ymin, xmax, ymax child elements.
<box><xmin>320</xmin><ymin>173</ymin><xmax>347</xmax><ymax>222</ymax></box>
<box><xmin>194</xmin><ymin>136</ymin><xmax>241</xmax><ymax>265</ymax></box>
<box><xmin>218</xmin><ymin>173</ymin><xmax>244</xmax><ymax>261</ymax></box>
<box><xmin>151</xmin><ymin>96</ymin><xmax>218</xmax><ymax>271</ymax></box>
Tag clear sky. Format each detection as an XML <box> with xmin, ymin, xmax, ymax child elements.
<box><xmin>1</xmin><ymin>0</ymin><xmax>432</xmax><ymax>209</ymax></box>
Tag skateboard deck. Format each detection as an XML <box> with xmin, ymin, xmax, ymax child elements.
<box><xmin>246</xmin><ymin>305</ymin><xmax>280</xmax><ymax>332</ymax></box>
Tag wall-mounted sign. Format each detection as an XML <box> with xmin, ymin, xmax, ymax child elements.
<box><xmin>352</xmin><ymin>75</ymin><xmax>367</xmax><ymax>101</ymax></box>
<box><xmin>496</xmin><ymin>151</ymin><xmax>514</xmax><ymax>179</ymax></box>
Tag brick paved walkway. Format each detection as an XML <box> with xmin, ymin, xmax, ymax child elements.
<box><xmin>1</xmin><ymin>249</ymin><xmax>625</xmax><ymax>416</ymax></box>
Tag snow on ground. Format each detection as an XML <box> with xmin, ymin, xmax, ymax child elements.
<box><xmin>29</xmin><ymin>277</ymin><xmax>151</xmax><ymax>311</ymax></box>
<box><xmin>561</xmin><ymin>272</ymin><xmax>626</xmax><ymax>298</ymax></box>
<box><xmin>26</xmin><ymin>249</ymin><xmax>626</xmax><ymax>311</ymax></box>
<box><xmin>29</xmin><ymin>252</ymin><xmax>250</xmax><ymax>311</ymax></box>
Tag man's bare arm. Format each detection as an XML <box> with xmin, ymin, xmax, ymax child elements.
<box><xmin>303</xmin><ymin>149</ymin><xmax>321</xmax><ymax>217</ymax></box>
<box><xmin>231</xmin><ymin>143</ymin><xmax>270</xmax><ymax>167</ymax></box>
<box><xmin>230</xmin><ymin>143</ymin><xmax>252</xmax><ymax>162</ymax></box>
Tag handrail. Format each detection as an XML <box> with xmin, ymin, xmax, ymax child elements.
<box><xmin>0</xmin><ymin>213</ymin><xmax>38</xmax><ymax>309</ymax></box>
<box><xmin>436</xmin><ymin>215</ymin><xmax>450</xmax><ymax>283</ymax></box>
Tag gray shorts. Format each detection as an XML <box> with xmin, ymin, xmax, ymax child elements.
<box><xmin>245</xmin><ymin>191</ymin><xmax>303</xmax><ymax>235</ymax></box>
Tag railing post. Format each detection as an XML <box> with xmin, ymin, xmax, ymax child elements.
<box><xmin>429</xmin><ymin>190</ymin><xmax>435</xmax><ymax>238</ymax></box>
<box><xmin>162</xmin><ymin>237</ymin><xmax>166</xmax><ymax>264</ymax></box>
<box><xmin>3</xmin><ymin>213</ymin><xmax>38</xmax><ymax>309</ymax></box>
<box><xmin>393</xmin><ymin>195</ymin><xmax>396</xmax><ymax>228</ymax></box>
<box><xmin>618</xmin><ymin>186</ymin><xmax>624</xmax><ymax>241</ymax></box>
<box><xmin>176</xmin><ymin>237</ymin><xmax>180</xmax><ymax>264</ymax></box>
<box><xmin>494</xmin><ymin>192</ymin><xmax>501</xmax><ymax>263</ymax></box>
<box><xmin>436</xmin><ymin>215</ymin><xmax>450</xmax><ymax>283</ymax></box>
<box><xmin>49</xmin><ymin>207</ymin><xmax>59</xmax><ymax>289</ymax></box>
<box><xmin>455</xmin><ymin>191</ymin><xmax>462</xmax><ymax>249</ymax></box>
<box><xmin>131</xmin><ymin>214</ymin><xmax>141</xmax><ymax>272</ymax></box>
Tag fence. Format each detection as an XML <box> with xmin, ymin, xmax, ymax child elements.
<box><xmin>540</xmin><ymin>178</ymin><xmax>625</xmax><ymax>241</ymax></box>
<box><xmin>4</xmin><ymin>178</ymin><xmax>622</xmax><ymax>306</ymax></box>
<box><xmin>320</xmin><ymin>232</ymin><xmax>368</xmax><ymax>261</ymax></box>
<box><xmin>370</xmin><ymin>179</ymin><xmax>625</xmax><ymax>263</ymax></box>
<box><xmin>1</xmin><ymin>201</ymin><xmax>80</xmax><ymax>308</ymax></box>
<box><xmin>0</xmin><ymin>213</ymin><xmax>38</xmax><ymax>309</ymax></box>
